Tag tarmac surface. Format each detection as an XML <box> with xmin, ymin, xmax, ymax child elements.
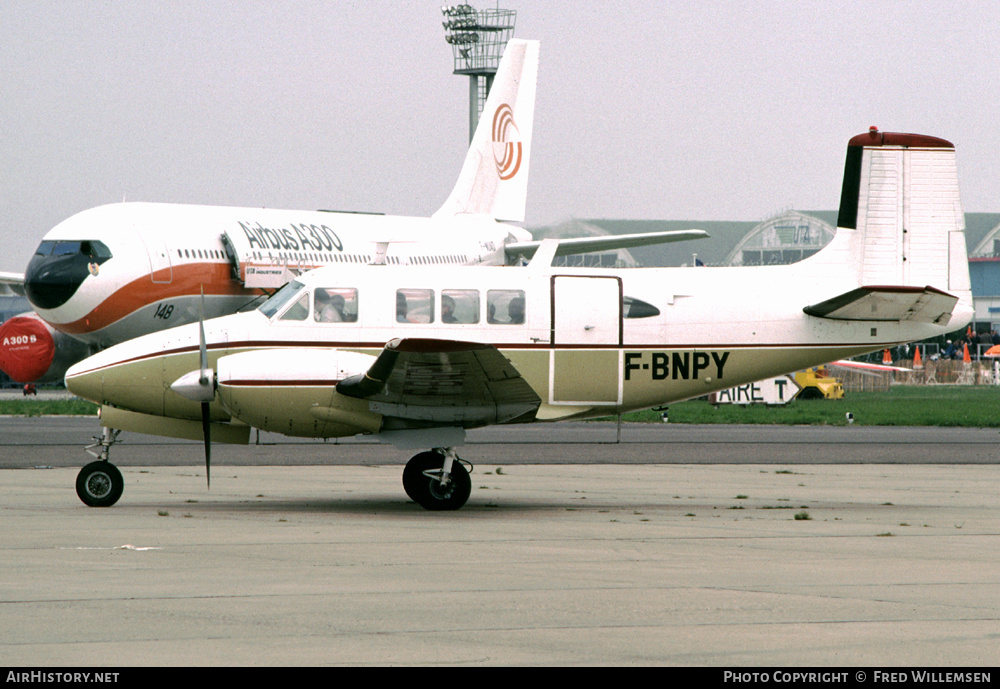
<box><xmin>1</xmin><ymin>416</ymin><xmax>999</xmax><ymax>666</ymax></box>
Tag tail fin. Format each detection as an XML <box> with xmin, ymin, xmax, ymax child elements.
<box><xmin>433</xmin><ymin>39</ymin><xmax>539</xmax><ymax>223</ymax></box>
<box><xmin>836</xmin><ymin>128</ymin><xmax>971</xmax><ymax>297</ymax></box>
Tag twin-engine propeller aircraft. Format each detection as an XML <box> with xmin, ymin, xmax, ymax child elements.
<box><xmin>0</xmin><ymin>38</ymin><xmax>706</xmax><ymax>385</ymax></box>
<box><xmin>65</xmin><ymin>128</ymin><xmax>973</xmax><ymax>510</ymax></box>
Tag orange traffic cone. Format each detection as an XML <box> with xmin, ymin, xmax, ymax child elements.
<box><xmin>963</xmin><ymin>343</ymin><xmax>971</xmax><ymax>364</ymax></box>
<box><xmin>882</xmin><ymin>349</ymin><xmax>892</xmax><ymax>364</ymax></box>
<box><xmin>913</xmin><ymin>347</ymin><xmax>923</xmax><ymax>369</ymax></box>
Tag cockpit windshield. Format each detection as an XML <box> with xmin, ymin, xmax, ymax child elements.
<box><xmin>258</xmin><ymin>280</ymin><xmax>306</xmax><ymax>319</ymax></box>
<box><xmin>33</xmin><ymin>240</ymin><xmax>113</xmax><ymax>261</ymax></box>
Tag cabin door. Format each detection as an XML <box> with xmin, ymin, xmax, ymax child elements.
<box><xmin>140</xmin><ymin>232</ymin><xmax>173</xmax><ymax>284</ymax></box>
<box><xmin>550</xmin><ymin>276</ymin><xmax>622</xmax><ymax>405</ymax></box>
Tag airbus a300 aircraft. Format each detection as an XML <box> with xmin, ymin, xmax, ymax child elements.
<box><xmin>0</xmin><ymin>38</ymin><xmax>707</xmax><ymax>384</ymax></box>
<box><xmin>66</xmin><ymin>128</ymin><xmax>972</xmax><ymax>510</ymax></box>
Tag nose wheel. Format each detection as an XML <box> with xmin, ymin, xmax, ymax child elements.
<box><xmin>402</xmin><ymin>449</ymin><xmax>472</xmax><ymax>511</ymax></box>
<box><xmin>76</xmin><ymin>426</ymin><xmax>124</xmax><ymax>507</ymax></box>
<box><xmin>76</xmin><ymin>461</ymin><xmax>124</xmax><ymax>507</ymax></box>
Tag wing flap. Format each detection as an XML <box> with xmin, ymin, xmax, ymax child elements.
<box><xmin>803</xmin><ymin>286</ymin><xmax>958</xmax><ymax>324</ymax></box>
<box><xmin>337</xmin><ymin>338</ymin><xmax>541</xmax><ymax>428</ymax></box>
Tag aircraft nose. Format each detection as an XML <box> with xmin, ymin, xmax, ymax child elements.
<box><xmin>24</xmin><ymin>253</ymin><xmax>91</xmax><ymax>311</ymax></box>
<box><xmin>64</xmin><ymin>358</ymin><xmax>104</xmax><ymax>404</ymax></box>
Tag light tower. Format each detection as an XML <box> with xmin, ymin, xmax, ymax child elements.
<box><xmin>441</xmin><ymin>4</ymin><xmax>517</xmax><ymax>143</ymax></box>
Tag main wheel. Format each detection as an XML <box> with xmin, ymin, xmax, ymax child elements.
<box><xmin>76</xmin><ymin>461</ymin><xmax>124</xmax><ymax>507</ymax></box>
<box><xmin>402</xmin><ymin>451</ymin><xmax>472</xmax><ymax>511</ymax></box>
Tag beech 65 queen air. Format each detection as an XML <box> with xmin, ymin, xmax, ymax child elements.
<box><xmin>65</xmin><ymin>128</ymin><xmax>973</xmax><ymax>511</ymax></box>
<box><xmin>0</xmin><ymin>38</ymin><xmax>706</xmax><ymax>385</ymax></box>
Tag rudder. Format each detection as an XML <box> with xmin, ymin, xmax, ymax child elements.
<box><xmin>836</xmin><ymin>128</ymin><xmax>970</xmax><ymax>297</ymax></box>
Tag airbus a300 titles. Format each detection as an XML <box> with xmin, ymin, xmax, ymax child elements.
<box><xmin>65</xmin><ymin>129</ymin><xmax>973</xmax><ymax>511</ymax></box>
<box><xmin>0</xmin><ymin>38</ymin><xmax>706</xmax><ymax>384</ymax></box>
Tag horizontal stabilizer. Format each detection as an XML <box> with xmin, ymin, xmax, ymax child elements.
<box><xmin>829</xmin><ymin>359</ymin><xmax>913</xmax><ymax>373</ymax></box>
<box><xmin>803</xmin><ymin>286</ymin><xmax>958</xmax><ymax>324</ymax></box>
<box><xmin>337</xmin><ymin>338</ymin><xmax>540</xmax><ymax>428</ymax></box>
<box><xmin>506</xmin><ymin>229</ymin><xmax>708</xmax><ymax>261</ymax></box>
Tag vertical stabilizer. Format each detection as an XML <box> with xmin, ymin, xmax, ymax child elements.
<box><xmin>836</xmin><ymin>129</ymin><xmax>970</xmax><ymax>297</ymax></box>
<box><xmin>433</xmin><ymin>39</ymin><xmax>539</xmax><ymax>223</ymax></box>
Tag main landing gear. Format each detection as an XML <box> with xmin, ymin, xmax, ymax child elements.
<box><xmin>402</xmin><ymin>448</ymin><xmax>472</xmax><ymax>511</ymax></box>
<box><xmin>76</xmin><ymin>427</ymin><xmax>124</xmax><ymax>508</ymax></box>
<box><xmin>73</xmin><ymin>429</ymin><xmax>474</xmax><ymax>511</ymax></box>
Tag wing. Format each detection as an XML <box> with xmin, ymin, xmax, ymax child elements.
<box><xmin>506</xmin><ymin>229</ymin><xmax>708</xmax><ymax>261</ymax></box>
<box><xmin>0</xmin><ymin>271</ymin><xmax>26</xmax><ymax>297</ymax></box>
<box><xmin>336</xmin><ymin>338</ymin><xmax>541</xmax><ymax>428</ymax></box>
<box><xmin>803</xmin><ymin>285</ymin><xmax>958</xmax><ymax>324</ymax></box>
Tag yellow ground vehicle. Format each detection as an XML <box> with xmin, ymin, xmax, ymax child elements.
<box><xmin>794</xmin><ymin>366</ymin><xmax>844</xmax><ymax>400</ymax></box>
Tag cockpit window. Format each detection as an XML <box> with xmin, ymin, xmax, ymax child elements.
<box><xmin>623</xmin><ymin>297</ymin><xmax>660</xmax><ymax>319</ymax></box>
<box><xmin>258</xmin><ymin>280</ymin><xmax>305</xmax><ymax>318</ymax></box>
<box><xmin>81</xmin><ymin>241</ymin><xmax>113</xmax><ymax>260</ymax></box>
<box><xmin>279</xmin><ymin>291</ymin><xmax>310</xmax><ymax>321</ymax></box>
<box><xmin>52</xmin><ymin>242</ymin><xmax>82</xmax><ymax>256</ymax></box>
<box><xmin>33</xmin><ymin>240</ymin><xmax>113</xmax><ymax>261</ymax></box>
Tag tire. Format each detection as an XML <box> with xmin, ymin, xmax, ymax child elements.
<box><xmin>796</xmin><ymin>387</ymin><xmax>825</xmax><ymax>400</ymax></box>
<box><xmin>402</xmin><ymin>451</ymin><xmax>472</xmax><ymax>511</ymax></box>
<box><xmin>76</xmin><ymin>461</ymin><xmax>124</xmax><ymax>507</ymax></box>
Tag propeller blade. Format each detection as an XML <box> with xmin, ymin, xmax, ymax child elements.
<box><xmin>199</xmin><ymin>286</ymin><xmax>209</xmax><ymax>386</ymax></box>
<box><xmin>199</xmin><ymin>286</ymin><xmax>211</xmax><ymax>489</ymax></box>
<box><xmin>201</xmin><ymin>401</ymin><xmax>212</xmax><ymax>489</ymax></box>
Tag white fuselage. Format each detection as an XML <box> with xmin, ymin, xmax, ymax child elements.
<box><xmin>65</xmin><ymin>255</ymin><xmax>973</xmax><ymax>437</ymax></box>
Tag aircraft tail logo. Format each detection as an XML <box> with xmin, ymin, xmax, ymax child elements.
<box><xmin>492</xmin><ymin>104</ymin><xmax>522</xmax><ymax>181</ymax></box>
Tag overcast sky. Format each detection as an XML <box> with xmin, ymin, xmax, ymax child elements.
<box><xmin>3</xmin><ymin>1</ymin><xmax>998</xmax><ymax>272</ymax></box>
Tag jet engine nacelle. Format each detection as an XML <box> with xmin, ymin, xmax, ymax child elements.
<box><xmin>0</xmin><ymin>313</ymin><xmax>92</xmax><ymax>384</ymax></box>
<box><xmin>215</xmin><ymin>348</ymin><xmax>383</xmax><ymax>437</ymax></box>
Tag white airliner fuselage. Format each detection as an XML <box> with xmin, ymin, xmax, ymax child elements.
<box><xmin>27</xmin><ymin>201</ymin><xmax>528</xmax><ymax>348</ymax></box>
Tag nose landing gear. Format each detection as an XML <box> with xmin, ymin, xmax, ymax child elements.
<box><xmin>76</xmin><ymin>427</ymin><xmax>124</xmax><ymax>507</ymax></box>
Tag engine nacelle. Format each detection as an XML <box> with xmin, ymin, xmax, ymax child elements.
<box><xmin>215</xmin><ymin>348</ymin><xmax>383</xmax><ymax>438</ymax></box>
<box><xmin>0</xmin><ymin>313</ymin><xmax>92</xmax><ymax>384</ymax></box>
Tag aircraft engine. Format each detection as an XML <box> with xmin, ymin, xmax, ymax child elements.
<box><xmin>215</xmin><ymin>348</ymin><xmax>383</xmax><ymax>438</ymax></box>
<box><xmin>0</xmin><ymin>312</ymin><xmax>92</xmax><ymax>384</ymax></box>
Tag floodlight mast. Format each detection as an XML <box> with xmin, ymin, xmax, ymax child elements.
<box><xmin>441</xmin><ymin>4</ymin><xmax>517</xmax><ymax>143</ymax></box>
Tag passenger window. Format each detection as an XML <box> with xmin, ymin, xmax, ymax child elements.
<box><xmin>396</xmin><ymin>289</ymin><xmax>434</xmax><ymax>324</ymax></box>
<box><xmin>487</xmin><ymin>290</ymin><xmax>525</xmax><ymax>325</ymax></box>
<box><xmin>442</xmin><ymin>290</ymin><xmax>479</xmax><ymax>324</ymax></box>
<box><xmin>314</xmin><ymin>288</ymin><xmax>358</xmax><ymax>323</ymax></box>
<box><xmin>279</xmin><ymin>291</ymin><xmax>310</xmax><ymax>321</ymax></box>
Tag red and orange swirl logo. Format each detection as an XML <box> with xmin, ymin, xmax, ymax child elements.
<box><xmin>492</xmin><ymin>104</ymin><xmax>522</xmax><ymax>181</ymax></box>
